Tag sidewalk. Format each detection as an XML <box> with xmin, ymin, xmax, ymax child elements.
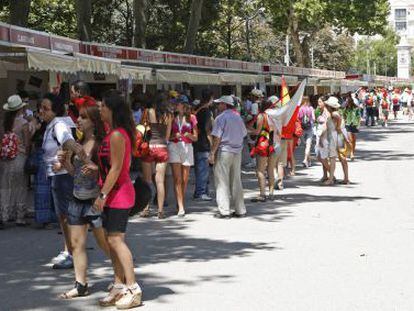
<box><xmin>1</xmin><ymin>120</ymin><xmax>414</xmax><ymax>310</ymax></box>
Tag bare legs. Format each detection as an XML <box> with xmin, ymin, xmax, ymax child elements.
<box><xmin>141</xmin><ymin>162</ymin><xmax>167</xmax><ymax>215</ymax></box>
<box><xmin>107</xmin><ymin>233</ymin><xmax>135</xmax><ymax>287</ymax></box>
<box><xmin>349</xmin><ymin>133</ymin><xmax>356</xmax><ymax>160</ymax></box>
<box><xmin>338</xmin><ymin>153</ymin><xmax>350</xmax><ymax>184</ymax></box>
<box><xmin>154</xmin><ymin>163</ymin><xmax>167</xmax><ymax>213</ymax></box>
<box><xmin>256</xmin><ymin>155</ymin><xmax>277</xmax><ymax>198</ymax></box>
<box><xmin>171</xmin><ymin>163</ymin><xmax>190</xmax><ymax>214</ymax></box>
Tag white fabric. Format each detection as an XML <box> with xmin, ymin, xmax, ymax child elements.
<box><xmin>74</xmin><ymin>53</ymin><xmax>120</xmax><ymax>75</ymax></box>
<box><xmin>27</xmin><ymin>50</ymin><xmax>77</xmax><ymax>73</ymax></box>
<box><xmin>266</xmin><ymin>79</ymin><xmax>306</xmax><ymax>133</ymax></box>
<box><xmin>42</xmin><ymin>117</ymin><xmax>75</xmax><ymax>177</ymax></box>
<box><xmin>167</xmin><ymin>142</ymin><xmax>194</xmax><ymax>166</ymax></box>
<box><xmin>120</xmin><ymin>66</ymin><xmax>152</xmax><ymax>80</ymax></box>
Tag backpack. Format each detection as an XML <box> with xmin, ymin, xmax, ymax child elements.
<box><xmin>0</xmin><ymin>132</ymin><xmax>19</xmax><ymax>160</ymax></box>
<box><xmin>301</xmin><ymin>113</ymin><xmax>311</xmax><ymax>130</ymax></box>
<box><xmin>365</xmin><ymin>96</ymin><xmax>373</xmax><ymax>107</ymax></box>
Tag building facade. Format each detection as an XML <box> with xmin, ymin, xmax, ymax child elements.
<box><xmin>388</xmin><ymin>0</ymin><xmax>414</xmax><ymax>78</ymax></box>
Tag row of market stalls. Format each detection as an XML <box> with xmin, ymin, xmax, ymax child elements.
<box><xmin>0</xmin><ymin>21</ymin><xmax>413</xmax><ymax>110</ymax></box>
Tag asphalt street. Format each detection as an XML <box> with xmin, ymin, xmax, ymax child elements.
<box><xmin>1</xmin><ymin>120</ymin><xmax>414</xmax><ymax>311</ymax></box>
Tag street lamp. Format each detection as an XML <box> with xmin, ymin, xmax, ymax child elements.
<box><xmin>245</xmin><ymin>7</ymin><xmax>265</xmax><ymax>61</ymax></box>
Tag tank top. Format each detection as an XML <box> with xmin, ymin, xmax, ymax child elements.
<box><xmin>149</xmin><ymin>123</ymin><xmax>167</xmax><ymax>146</ymax></box>
<box><xmin>73</xmin><ymin>155</ymin><xmax>100</xmax><ymax>200</ymax></box>
<box><xmin>98</xmin><ymin>128</ymin><xmax>135</xmax><ymax>209</ymax></box>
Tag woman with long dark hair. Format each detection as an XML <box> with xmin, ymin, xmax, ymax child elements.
<box><xmin>249</xmin><ymin>99</ymin><xmax>276</xmax><ymax>202</ymax></box>
<box><xmin>168</xmin><ymin>95</ymin><xmax>198</xmax><ymax>217</ymax></box>
<box><xmin>343</xmin><ymin>93</ymin><xmax>360</xmax><ymax>161</ymax></box>
<box><xmin>94</xmin><ymin>90</ymin><xmax>141</xmax><ymax>309</ymax></box>
<box><xmin>140</xmin><ymin>92</ymin><xmax>172</xmax><ymax>219</ymax></box>
<box><xmin>59</xmin><ymin>99</ymin><xmax>110</xmax><ymax>299</ymax></box>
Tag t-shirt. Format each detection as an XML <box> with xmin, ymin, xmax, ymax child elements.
<box><xmin>193</xmin><ymin>107</ymin><xmax>212</xmax><ymax>152</ymax></box>
<box><xmin>251</xmin><ymin>102</ymin><xmax>259</xmax><ymax>116</ymax></box>
<box><xmin>98</xmin><ymin>128</ymin><xmax>135</xmax><ymax>209</ymax></box>
<box><xmin>42</xmin><ymin>117</ymin><xmax>75</xmax><ymax>177</ymax></box>
<box><xmin>171</xmin><ymin>114</ymin><xmax>197</xmax><ymax>144</ymax></box>
<box><xmin>212</xmin><ymin>109</ymin><xmax>247</xmax><ymax>154</ymax></box>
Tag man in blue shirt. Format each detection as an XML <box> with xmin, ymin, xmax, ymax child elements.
<box><xmin>209</xmin><ymin>96</ymin><xmax>247</xmax><ymax>218</ymax></box>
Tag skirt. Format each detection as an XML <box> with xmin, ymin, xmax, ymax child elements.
<box><xmin>34</xmin><ymin>149</ymin><xmax>55</xmax><ymax>224</ymax></box>
<box><xmin>0</xmin><ymin>154</ymin><xmax>28</xmax><ymax>222</ymax></box>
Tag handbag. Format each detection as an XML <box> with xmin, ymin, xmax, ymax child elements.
<box><xmin>132</xmin><ymin>109</ymin><xmax>151</xmax><ymax>158</ymax></box>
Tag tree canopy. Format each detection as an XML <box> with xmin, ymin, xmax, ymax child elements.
<box><xmin>0</xmin><ymin>0</ymin><xmax>393</xmax><ymax>74</ymax></box>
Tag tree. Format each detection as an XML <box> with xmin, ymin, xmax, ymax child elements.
<box><xmin>352</xmin><ymin>28</ymin><xmax>399</xmax><ymax>76</ymax></box>
<box><xmin>265</xmin><ymin>0</ymin><xmax>390</xmax><ymax>68</ymax></box>
<box><xmin>75</xmin><ymin>0</ymin><xmax>92</xmax><ymax>41</ymax></box>
<box><xmin>9</xmin><ymin>0</ymin><xmax>31</xmax><ymax>26</ymax></box>
<box><xmin>310</xmin><ymin>27</ymin><xmax>355</xmax><ymax>71</ymax></box>
<box><xmin>133</xmin><ymin>0</ymin><xmax>147</xmax><ymax>48</ymax></box>
<box><xmin>184</xmin><ymin>0</ymin><xmax>203</xmax><ymax>54</ymax></box>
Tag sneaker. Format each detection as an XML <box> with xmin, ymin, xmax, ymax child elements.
<box><xmin>51</xmin><ymin>251</ymin><xmax>69</xmax><ymax>264</ymax></box>
<box><xmin>52</xmin><ymin>255</ymin><xmax>73</xmax><ymax>269</ymax></box>
<box><xmin>99</xmin><ymin>284</ymin><xmax>125</xmax><ymax>307</ymax></box>
<box><xmin>200</xmin><ymin>194</ymin><xmax>213</xmax><ymax>201</ymax></box>
<box><xmin>115</xmin><ymin>284</ymin><xmax>142</xmax><ymax>309</ymax></box>
<box><xmin>244</xmin><ymin>162</ymin><xmax>256</xmax><ymax>169</ymax></box>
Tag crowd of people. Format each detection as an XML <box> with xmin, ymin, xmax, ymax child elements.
<box><xmin>0</xmin><ymin>80</ymin><xmax>410</xmax><ymax>308</ymax></box>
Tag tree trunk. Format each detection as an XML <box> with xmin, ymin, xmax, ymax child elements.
<box><xmin>133</xmin><ymin>0</ymin><xmax>147</xmax><ymax>48</ymax></box>
<box><xmin>75</xmin><ymin>0</ymin><xmax>92</xmax><ymax>41</ymax></box>
<box><xmin>9</xmin><ymin>0</ymin><xmax>31</xmax><ymax>27</ymax></box>
<box><xmin>288</xmin><ymin>9</ymin><xmax>305</xmax><ymax>67</ymax></box>
<box><xmin>184</xmin><ymin>0</ymin><xmax>204</xmax><ymax>54</ymax></box>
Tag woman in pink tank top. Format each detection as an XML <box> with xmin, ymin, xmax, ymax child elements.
<box><xmin>93</xmin><ymin>90</ymin><xmax>142</xmax><ymax>309</ymax></box>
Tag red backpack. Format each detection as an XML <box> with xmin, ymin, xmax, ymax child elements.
<box><xmin>0</xmin><ymin>132</ymin><xmax>19</xmax><ymax>160</ymax></box>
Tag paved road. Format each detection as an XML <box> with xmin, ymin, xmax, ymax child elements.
<box><xmin>1</xmin><ymin>120</ymin><xmax>414</xmax><ymax>311</ymax></box>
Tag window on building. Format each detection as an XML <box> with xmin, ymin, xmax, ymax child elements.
<box><xmin>395</xmin><ymin>21</ymin><xmax>407</xmax><ymax>31</ymax></box>
<box><xmin>395</xmin><ymin>8</ymin><xmax>407</xmax><ymax>20</ymax></box>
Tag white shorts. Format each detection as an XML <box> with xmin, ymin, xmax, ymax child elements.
<box><xmin>168</xmin><ymin>142</ymin><xmax>194</xmax><ymax>166</ymax></box>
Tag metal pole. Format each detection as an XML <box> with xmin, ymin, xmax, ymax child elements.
<box><xmin>285</xmin><ymin>35</ymin><xmax>290</xmax><ymax>66</ymax></box>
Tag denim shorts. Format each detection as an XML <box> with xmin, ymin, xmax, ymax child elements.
<box><xmin>68</xmin><ymin>197</ymin><xmax>103</xmax><ymax>228</ymax></box>
<box><xmin>51</xmin><ymin>174</ymin><xmax>74</xmax><ymax>217</ymax></box>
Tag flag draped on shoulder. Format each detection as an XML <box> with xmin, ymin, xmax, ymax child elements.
<box><xmin>266</xmin><ymin>78</ymin><xmax>307</xmax><ymax>134</ymax></box>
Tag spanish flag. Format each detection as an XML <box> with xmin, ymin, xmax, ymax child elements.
<box><xmin>280</xmin><ymin>75</ymin><xmax>290</xmax><ymax>106</ymax></box>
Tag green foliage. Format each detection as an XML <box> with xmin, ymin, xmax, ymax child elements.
<box><xmin>352</xmin><ymin>28</ymin><xmax>399</xmax><ymax>76</ymax></box>
<box><xmin>311</xmin><ymin>27</ymin><xmax>355</xmax><ymax>71</ymax></box>
<box><xmin>264</xmin><ymin>0</ymin><xmax>390</xmax><ymax>66</ymax></box>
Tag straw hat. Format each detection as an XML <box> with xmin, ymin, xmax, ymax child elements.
<box><xmin>3</xmin><ymin>95</ymin><xmax>27</xmax><ymax>111</ymax></box>
<box><xmin>213</xmin><ymin>95</ymin><xmax>235</xmax><ymax>106</ymax></box>
<box><xmin>325</xmin><ymin>96</ymin><xmax>340</xmax><ymax>109</ymax></box>
<box><xmin>251</xmin><ymin>88</ymin><xmax>264</xmax><ymax>98</ymax></box>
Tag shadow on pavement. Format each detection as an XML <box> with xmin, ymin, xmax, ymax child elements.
<box><xmin>0</xmin><ymin>217</ymin><xmax>276</xmax><ymax>310</ymax></box>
